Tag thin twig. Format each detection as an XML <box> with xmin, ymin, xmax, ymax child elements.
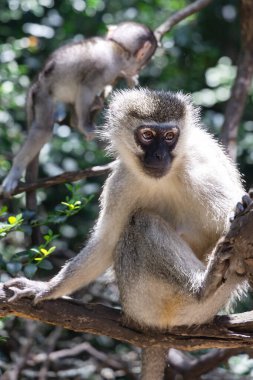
<box><xmin>1</xmin><ymin>321</ymin><xmax>38</xmax><ymax>380</ymax></box>
<box><xmin>31</xmin><ymin>341</ymin><xmax>136</xmax><ymax>379</ymax></box>
<box><xmin>166</xmin><ymin>348</ymin><xmax>243</xmax><ymax>379</ymax></box>
<box><xmin>154</xmin><ymin>0</ymin><xmax>213</xmax><ymax>41</ymax></box>
<box><xmin>0</xmin><ymin>163</ymin><xmax>113</xmax><ymax>199</ymax></box>
<box><xmin>38</xmin><ymin>327</ymin><xmax>62</xmax><ymax>380</ymax></box>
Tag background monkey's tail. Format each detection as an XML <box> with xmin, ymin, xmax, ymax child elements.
<box><xmin>141</xmin><ymin>347</ymin><xmax>167</xmax><ymax>380</ymax></box>
<box><xmin>25</xmin><ymin>85</ymin><xmax>42</xmax><ymax>244</ymax></box>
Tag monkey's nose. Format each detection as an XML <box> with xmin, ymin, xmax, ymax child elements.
<box><xmin>154</xmin><ymin>151</ymin><xmax>165</xmax><ymax>161</ymax></box>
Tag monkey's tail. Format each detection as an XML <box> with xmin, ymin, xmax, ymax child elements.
<box><xmin>141</xmin><ymin>347</ymin><xmax>167</xmax><ymax>380</ymax></box>
<box><xmin>26</xmin><ymin>83</ymin><xmax>36</xmax><ymax>129</ymax></box>
<box><xmin>25</xmin><ymin>84</ymin><xmax>42</xmax><ymax>244</ymax></box>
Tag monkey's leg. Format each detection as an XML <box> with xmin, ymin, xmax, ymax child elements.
<box><xmin>116</xmin><ymin>212</ymin><xmax>205</xmax><ymax>380</ymax></box>
<box><xmin>116</xmin><ymin>211</ymin><xmax>245</xmax><ymax>380</ymax></box>
<box><xmin>116</xmin><ymin>211</ymin><xmax>245</xmax><ymax>326</ymax></box>
<box><xmin>74</xmin><ymin>86</ymin><xmax>98</xmax><ymax>139</ymax></box>
<box><xmin>2</xmin><ymin>91</ymin><xmax>54</xmax><ymax>195</ymax></box>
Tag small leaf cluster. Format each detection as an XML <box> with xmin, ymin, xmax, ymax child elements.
<box><xmin>0</xmin><ymin>229</ymin><xmax>58</xmax><ymax>278</ymax></box>
<box><xmin>47</xmin><ymin>183</ymin><xmax>93</xmax><ymax>224</ymax></box>
<box><xmin>0</xmin><ymin>184</ymin><xmax>92</xmax><ymax>279</ymax></box>
<box><xmin>0</xmin><ymin>206</ymin><xmax>23</xmax><ymax>238</ymax></box>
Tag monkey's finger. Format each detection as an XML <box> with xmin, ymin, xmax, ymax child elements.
<box><xmin>242</xmin><ymin>194</ymin><xmax>253</xmax><ymax>208</ymax></box>
<box><xmin>34</xmin><ymin>293</ymin><xmax>49</xmax><ymax>304</ymax></box>
<box><xmin>4</xmin><ymin>278</ymin><xmax>31</xmax><ymax>290</ymax></box>
<box><xmin>248</xmin><ymin>189</ymin><xmax>253</xmax><ymax>199</ymax></box>
<box><xmin>234</xmin><ymin>195</ymin><xmax>253</xmax><ymax>219</ymax></box>
<box><xmin>7</xmin><ymin>287</ymin><xmax>35</xmax><ymax>302</ymax></box>
<box><xmin>219</xmin><ymin>251</ymin><xmax>233</xmax><ymax>261</ymax></box>
<box><xmin>235</xmin><ymin>202</ymin><xmax>245</xmax><ymax>216</ymax></box>
<box><xmin>244</xmin><ymin>258</ymin><xmax>253</xmax><ymax>274</ymax></box>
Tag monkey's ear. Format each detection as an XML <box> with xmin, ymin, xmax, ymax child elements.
<box><xmin>106</xmin><ymin>24</ymin><xmax>117</xmax><ymax>38</ymax></box>
<box><xmin>135</xmin><ymin>41</ymin><xmax>153</xmax><ymax>63</ymax></box>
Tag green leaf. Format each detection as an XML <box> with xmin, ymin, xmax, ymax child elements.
<box><xmin>15</xmin><ymin>213</ymin><xmax>23</xmax><ymax>221</ymax></box>
<box><xmin>38</xmin><ymin>259</ymin><xmax>53</xmax><ymax>270</ymax></box>
<box><xmin>24</xmin><ymin>264</ymin><xmax>37</xmax><ymax>278</ymax></box>
<box><xmin>61</xmin><ymin>201</ymin><xmax>70</xmax><ymax>207</ymax></box>
<box><xmin>0</xmin><ymin>206</ymin><xmax>8</xmax><ymax>216</ymax></box>
<box><xmin>6</xmin><ymin>262</ymin><xmax>22</xmax><ymax>275</ymax></box>
<box><xmin>40</xmin><ymin>248</ymin><xmax>49</xmax><ymax>255</ymax></box>
<box><xmin>65</xmin><ymin>183</ymin><xmax>73</xmax><ymax>192</ymax></box>
<box><xmin>30</xmin><ymin>248</ymin><xmax>40</xmax><ymax>254</ymax></box>
<box><xmin>47</xmin><ymin>246</ymin><xmax>56</xmax><ymax>254</ymax></box>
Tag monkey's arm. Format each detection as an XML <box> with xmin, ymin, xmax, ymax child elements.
<box><xmin>4</xmin><ymin>232</ymin><xmax>114</xmax><ymax>303</ymax></box>
<box><xmin>74</xmin><ymin>85</ymin><xmax>101</xmax><ymax>138</ymax></box>
<box><xmin>4</xmin><ymin>170</ymin><xmax>133</xmax><ymax>302</ymax></box>
<box><xmin>125</xmin><ymin>74</ymin><xmax>139</xmax><ymax>88</ymax></box>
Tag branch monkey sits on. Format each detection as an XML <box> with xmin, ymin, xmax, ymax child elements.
<box><xmin>1</xmin><ymin>22</ymin><xmax>157</xmax><ymax>196</ymax></box>
<box><xmin>5</xmin><ymin>89</ymin><xmax>250</xmax><ymax>380</ymax></box>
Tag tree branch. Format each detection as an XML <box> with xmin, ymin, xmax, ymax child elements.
<box><xmin>167</xmin><ymin>348</ymin><xmax>243</xmax><ymax>379</ymax></box>
<box><xmin>154</xmin><ymin>0</ymin><xmax>213</xmax><ymax>42</ymax></box>
<box><xmin>221</xmin><ymin>0</ymin><xmax>253</xmax><ymax>161</ymax></box>
<box><xmin>1</xmin><ymin>285</ymin><xmax>253</xmax><ymax>351</ymax></box>
<box><xmin>0</xmin><ymin>163</ymin><xmax>113</xmax><ymax>198</ymax></box>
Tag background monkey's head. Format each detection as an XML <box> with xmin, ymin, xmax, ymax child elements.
<box><xmin>106</xmin><ymin>22</ymin><xmax>157</xmax><ymax>76</ymax></box>
<box><xmin>104</xmin><ymin>88</ymin><xmax>200</xmax><ymax>179</ymax></box>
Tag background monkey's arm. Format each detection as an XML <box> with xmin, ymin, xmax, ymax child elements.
<box><xmin>74</xmin><ymin>84</ymin><xmax>103</xmax><ymax>138</ymax></box>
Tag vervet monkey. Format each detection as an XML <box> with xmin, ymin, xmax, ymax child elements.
<box><xmin>1</xmin><ymin>22</ymin><xmax>157</xmax><ymax>196</ymax></box>
<box><xmin>5</xmin><ymin>89</ymin><xmax>250</xmax><ymax>380</ymax></box>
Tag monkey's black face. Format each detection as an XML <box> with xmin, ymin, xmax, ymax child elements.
<box><xmin>135</xmin><ymin>125</ymin><xmax>180</xmax><ymax>178</ymax></box>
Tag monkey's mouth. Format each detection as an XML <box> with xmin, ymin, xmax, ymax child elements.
<box><xmin>142</xmin><ymin>163</ymin><xmax>171</xmax><ymax>178</ymax></box>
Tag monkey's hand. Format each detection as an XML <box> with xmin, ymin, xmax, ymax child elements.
<box><xmin>4</xmin><ymin>277</ymin><xmax>53</xmax><ymax>304</ymax></box>
<box><xmin>234</xmin><ymin>193</ymin><xmax>253</xmax><ymax>219</ymax></box>
<box><xmin>228</xmin><ymin>193</ymin><xmax>253</xmax><ymax>286</ymax></box>
<box><xmin>125</xmin><ymin>74</ymin><xmax>139</xmax><ymax>88</ymax></box>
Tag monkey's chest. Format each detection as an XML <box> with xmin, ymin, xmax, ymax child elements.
<box><xmin>157</xmin><ymin>207</ymin><xmax>217</xmax><ymax>260</ymax></box>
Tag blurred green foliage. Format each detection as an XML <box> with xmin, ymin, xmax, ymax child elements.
<box><xmin>0</xmin><ymin>183</ymin><xmax>92</xmax><ymax>279</ymax></box>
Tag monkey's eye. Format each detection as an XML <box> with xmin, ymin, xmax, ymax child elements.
<box><xmin>141</xmin><ymin>129</ymin><xmax>155</xmax><ymax>141</ymax></box>
<box><xmin>164</xmin><ymin>131</ymin><xmax>175</xmax><ymax>141</ymax></box>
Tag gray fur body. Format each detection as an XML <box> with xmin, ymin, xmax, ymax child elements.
<box><xmin>5</xmin><ymin>89</ymin><xmax>247</xmax><ymax>380</ymax></box>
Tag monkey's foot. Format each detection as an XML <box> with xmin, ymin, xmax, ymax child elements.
<box><xmin>200</xmin><ymin>193</ymin><xmax>253</xmax><ymax>298</ymax></box>
<box><xmin>1</xmin><ymin>167</ymin><xmax>22</xmax><ymax>197</ymax></box>
<box><xmin>4</xmin><ymin>277</ymin><xmax>52</xmax><ymax>304</ymax></box>
<box><xmin>228</xmin><ymin>194</ymin><xmax>253</xmax><ymax>286</ymax></box>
